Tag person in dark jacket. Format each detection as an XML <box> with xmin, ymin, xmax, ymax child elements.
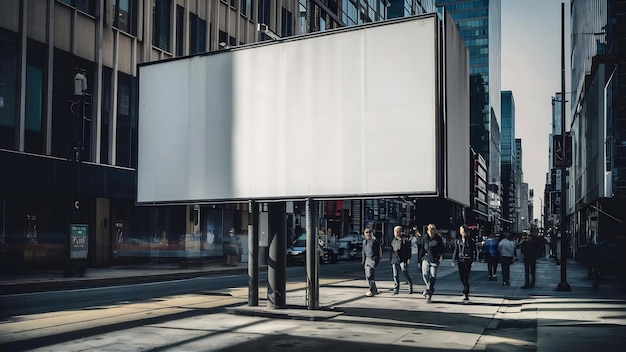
<box><xmin>520</xmin><ymin>233</ymin><xmax>540</xmax><ymax>288</ymax></box>
<box><xmin>420</xmin><ymin>223</ymin><xmax>446</xmax><ymax>302</ymax></box>
<box><xmin>483</xmin><ymin>232</ymin><xmax>499</xmax><ymax>281</ymax></box>
<box><xmin>362</xmin><ymin>227</ymin><xmax>382</xmax><ymax>297</ymax></box>
<box><xmin>390</xmin><ymin>225</ymin><xmax>413</xmax><ymax>294</ymax></box>
<box><xmin>452</xmin><ymin>224</ymin><xmax>476</xmax><ymax>301</ymax></box>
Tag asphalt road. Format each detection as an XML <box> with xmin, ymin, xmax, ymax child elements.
<box><xmin>0</xmin><ymin>260</ymin><xmax>366</xmax><ymax>351</ymax></box>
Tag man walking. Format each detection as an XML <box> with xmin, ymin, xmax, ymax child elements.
<box><xmin>498</xmin><ymin>233</ymin><xmax>517</xmax><ymax>286</ymax></box>
<box><xmin>483</xmin><ymin>233</ymin><xmax>500</xmax><ymax>281</ymax></box>
<box><xmin>419</xmin><ymin>224</ymin><xmax>445</xmax><ymax>302</ymax></box>
<box><xmin>521</xmin><ymin>234</ymin><xmax>539</xmax><ymax>288</ymax></box>
<box><xmin>362</xmin><ymin>227</ymin><xmax>382</xmax><ymax>297</ymax></box>
<box><xmin>390</xmin><ymin>225</ymin><xmax>413</xmax><ymax>294</ymax></box>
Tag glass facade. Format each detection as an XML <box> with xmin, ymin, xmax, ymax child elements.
<box><xmin>437</xmin><ymin>0</ymin><xmax>501</xmax><ymax>229</ymax></box>
<box><xmin>563</xmin><ymin>0</ymin><xmax>626</xmax><ymax>257</ymax></box>
<box><xmin>500</xmin><ymin>91</ymin><xmax>516</xmax><ymax>230</ymax></box>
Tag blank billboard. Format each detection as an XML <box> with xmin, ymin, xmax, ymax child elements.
<box><xmin>138</xmin><ymin>15</ymin><xmax>466</xmax><ymax>204</ymax></box>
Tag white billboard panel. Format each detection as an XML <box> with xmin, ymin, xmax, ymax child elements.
<box><xmin>138</xmin><ymin>15</ymin><xmax>465</xmax><ymax>204</ymax></box>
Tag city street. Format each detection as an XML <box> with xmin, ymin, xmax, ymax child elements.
<box><xmin>1</xmin><ymin>257</ymin><xmax>625</xmax><ymax>351</ymax></box>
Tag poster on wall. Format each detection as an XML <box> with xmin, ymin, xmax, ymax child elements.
<box><xmin>70</xmin><ymin>224</ymin><xmax>88</xmax><ymax>259</ymax></box>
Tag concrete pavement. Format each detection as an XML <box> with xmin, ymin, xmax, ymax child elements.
<box><xmin>1</xmin><ymin>256</ymin><xmax>625</xmax><ymax>351</ymax></box>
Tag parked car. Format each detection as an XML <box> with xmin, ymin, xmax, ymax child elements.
<box><xmin>287</xmin><ymin>233</ymin><xmax>337</xmax><ymax>265</ymax></box>
<box><xmin>329</xmin><ymin>234</ymin><xmax>364</xmax><ymax>261</ymax></box>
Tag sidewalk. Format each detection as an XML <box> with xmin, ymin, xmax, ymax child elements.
<box><xmin>2</xmin><ymin>256</ymin><xmax>626</xmax><ymax>351</ymax></box>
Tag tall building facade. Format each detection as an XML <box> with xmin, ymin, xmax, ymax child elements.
<box><xmin>500</xmin><ymin>90</ymin><xmax>517</xmax><ymax>232</ymax></box>
<box><xmin>515</xmin><ymin>138</ymin><xmax>529</xmax><ymax>233</ymax></box>
<box><xmin>568</xmin><ymin>0</ymin><xmax>626</xmax><ymax>257</ymax></box>
<box><xmin>0</xmin><ymin>0</ymin><xmax>298</xmax><ymax>272</ymax></box>
<box><xmin>298</xmin><ymin>0</ymin><xmax>436</xmax><ymax>34</ymax></box>
<box><xmin>436</xmin><ymin>0</ymin><xmax>502</xmax><ymax>233</ymax></box>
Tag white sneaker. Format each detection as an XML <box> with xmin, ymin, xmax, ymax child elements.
<box><xmin>365</xmin><ymin>291</ymin><xmax>373</xmax><ymax>297</ymax></box>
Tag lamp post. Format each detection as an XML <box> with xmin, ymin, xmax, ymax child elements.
<box><xmin>538</xmin><ymin>197</ymin><xmax>544</xmax><ymax>235</ymax></box>
<box><xmin>65</xmin><ymin>68</ymin><xmax>88</xmax><ymax>277</ymax></box>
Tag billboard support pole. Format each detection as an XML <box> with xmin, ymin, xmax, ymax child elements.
<box><xmin>267</xmin><ymin>202</ymin><xmax>286</xmax><ymax>308</ymax></box>
<box><xmin>248</xmin><ymin>200</ymin><xmax>259</xmax><ymax>306</ymax></box>
<box><xmin>306</xmin><ymin>198</ymin><xmax>319</xmax><ymax>309</ymax></box>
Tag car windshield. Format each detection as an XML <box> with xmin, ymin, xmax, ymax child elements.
<box><xmin>293</xmin><ymin>234</ymin><xmax>307</xmax><ymax>247</ymax></box>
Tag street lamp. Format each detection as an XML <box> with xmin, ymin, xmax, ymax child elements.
<box><xmin>65</xmin><ymin>69</ymin><xmax>89</xmax><ymax>277</ymax></box>
<box><xmin>556</xmin><ymin>4</ymin><xmax>571</xmax><ymax>291</ymax></box>
<box><xmin>538</xmin><ymin>197</ymin><xmax>544</xmax><ymax>235</ymax></box>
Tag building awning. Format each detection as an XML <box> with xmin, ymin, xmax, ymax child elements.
<box><xmin>471</xmin><ymin>209</ymin><xmax>489</xmax><ymax>221</ymax></box>
<box><xmin>499</xmin><ymin>217</ymin><xmax>513</xmax><ymax>224</ymax></box>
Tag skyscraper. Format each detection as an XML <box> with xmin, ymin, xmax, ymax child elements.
<box><xmin>501</xmin><ymin>91</ymin><xmax>517</xmax><ymax>232</ymax></box>
<box><xmin>568</xmin><ymin>0</ymin><xmax>626</xmax><ymax>253</ymax></box>
<box><xmin>436</xmin><ymin>0</ymin><xmax>502</xmax><ymax>231</ymax></box>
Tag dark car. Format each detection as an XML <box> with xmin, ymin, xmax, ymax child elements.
<box><xmin>329</xmin><ymin>234</ymin><xmax>364</xmax><ymax>261</ymax></box>
<box><xmin>287</xmin><ymin>234</ymin><xmax>337</xmax><ymax>265</ymax></box>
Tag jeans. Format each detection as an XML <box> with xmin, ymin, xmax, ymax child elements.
<box><xmin>410</xmin><ymin>253</ymin><xmax>420</xmax><ymax>273</ymax></box>
<box><xmin>421</xmin><ymin>259</ymin><xmax>439</xmax><ymax>295</ymax></box>
<box><xmin>486</xmin><ymin>255</ymin><xmax>498</xmax><ymax>278</ymax></box>
<box><xmin>392</xmin><ymin>262</ymin><xmax>413</xmax><ymax>292</ymax></box>
<box><xmin>500</xmin><ymin>256</ymin><xmax>514</xmax><ymax>284</ymax></box>
<box><xmin>524</xmin><ymin>259</ymin><xmax>536</xmax><ymax>287</ymax></box>
<box><xmin>365</xmin><ymin>264</ymin><xmax>378</xmax><ymax>293</ymax></box>
<box><xmin>457</xmin><ymin>260</ymin><xmax>472</xmax><ymax>295</ymax></box>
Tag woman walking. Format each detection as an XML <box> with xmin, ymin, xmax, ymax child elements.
<box><xmin>452</xmin><ymin>224</ymin><xmax>476</xmax><ymax>302</ymax></box>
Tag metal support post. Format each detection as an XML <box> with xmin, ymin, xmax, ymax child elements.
<box><xmin>556</xmin><ymin>3</ymin><xmax>571</xmax><ymax>292</ymax></box>
<box><xmin>248</xmin><ymin>200</ymin><xmax>259</xmax><ymax>306</ymax></box>
<box><xmin>306</xmin><ymin>198</ymin><xmax>319</xmax><ymax>310</ymax></box>
<box><xmin>267</xmin><ymin>201</ymin><xmax>286</xmax><ymax>308</ymax></box>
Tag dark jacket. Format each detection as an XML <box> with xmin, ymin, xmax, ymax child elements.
<box><xmin>419</xmin><ymin>234</ymin><xmax>446</xmax><ymax>263</ymax></box>
<box><xmin>390</xmin><ymin>236</ymin><xmax>411</xmax><ymax>264</ymax></box>
<box><xmin>362</xmin><ymin>237</ymin><xmax>382</xmax><ymax>268</ymax></box>
<box><xmin>452</xmin><ymin>237</ymin><xmax>476</xmax><ymax>263</ymax></box>
<box><xmin>521</xmin><ymin>236</ymin><xmax>540</xmax><ymax>262</ymax></box>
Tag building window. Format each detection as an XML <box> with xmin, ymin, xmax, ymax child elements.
<box><xmin>176</xmin><ymin>5</ymin><xmax>184</xmax><ymax>56</ymax></box>
<box><xmin>116</xmin><ymin>73</ymin><xmax>137</xmax><ymax>167</ymax></box>
<box><xmin>153</xmin><ymin>0</ymin><xmax>172</xmax><ymax>52</ymax></box>
<box><xmin>58</xmin><ymin>0</ymin><xmax>96</xmax><ymax>16</ymax></box>
<box><xmin>24</xmin><ymin>40</ymin><xmax>47</xmax><ymax>154</ymax></box>
<box><xmin>189</xmin><ymin>13</ymin><xmax>207</xmax><ymax>54</ymax></box>
<box><xmin>113</xmin><ymin>0</ymin><xmax>137</xmax><ymax>35</ymax></box>
<box><xmin>100</xmin><ymin>66</ymin><xmax>112</xmax><ymax>164</ymax></box>
<box><xmin>241</xmin><ymin>0</ymin><xmax>252</xmax><ymax>18</ymax></box>
<box><xmin>25</xmin><ymin>65</ymin><xmax>44</xmax><ymax>154</ymax></box>
<box><xmin>0</xmin><ymin>29</ymin><xmax>18</xmax><ymax>150</ymax></box>
<box><xmin>281</xmin><ymin>8</ymin><xmax>294</xmax><ymax>37</ymax></box>
<box><xmin>258</xmin><ymin>0</ymin><xmax>271</xmax><ymax>26</ymax></box>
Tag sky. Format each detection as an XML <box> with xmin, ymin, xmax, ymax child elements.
<box><xmin>501</xmin><ymin>0</ymin><xmax>569</xmax><ymax>222</ymax></box>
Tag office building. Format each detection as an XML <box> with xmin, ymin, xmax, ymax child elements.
<box><xmin>0</xmin><ymin>0</ymin><xmax>298</xmax><ymax>272</ymax></box>
<box><xmin>568</xmin><ymin>0</ymin><xmax>626</xmax><ymax>255</ymax></box>
<box><xmin>436</xmin><ymin>0</ymin><xmax>502</xmax><ymax>232</ymax></box>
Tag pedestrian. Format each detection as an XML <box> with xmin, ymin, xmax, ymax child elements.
<box><xmin>410</xmin><ymin>228</ymin><xmax>422</xmax><ymax>273</ymax></box>
<box><xmin>419</xmin><ymin>223</ymin><xmax>446</xmax><ymax>302</ymax></box>
<box><xmin>390</xmin><ymin>225</ymin><xmax>413</xmax><ymax>294</ymax></box>
<box><xmin>362</xmin><ymin>227</ymin><xmax>382</xmax><ymax>297</ymax></box>
<box><xmin>521</xmin><ymin>233</ymin><xmax>540</xmax><ymax>288</ymax></box>
<box><xmin>223</xmin><ymin>228</ymin><xmax>239</xmax><ymax>266</ymax></box>
<box><xmin>482</xmin><ymin>232</ymin><xmax>499</xmax><ymax>281</ymax></box>
<box><xmin>498</xmin><ymin>232</ymin><xmax>517</xmax><ymax>286</ymax></box>
<box><xmin>452</xmin><ymin>224</ymin><xmax>476</xmax><ymax>302</ymax></box>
